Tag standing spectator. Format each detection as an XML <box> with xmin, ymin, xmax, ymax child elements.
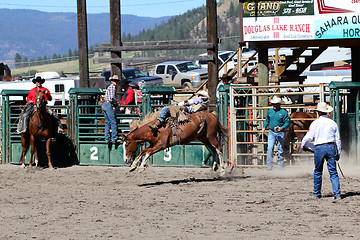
<box><xmin>216</xmin><ymin>73</ymin><xmax>232</xmax><ymax>102</ymax></box>
<box><xmin>102</xmin><ymin>75</ymin><xmax>120</xmax><ymax>144</ymax></box>
<box><xmin>120</xmin><ymin>78</ymin><xmax>135</xmax><ymax>114</ymax></box>
<box><xmin>301</xmin><ymin>102</ymin><xmax>341</xmax><ymax>200</ymax></box>
<box><xmin>261</xmin><ymin>96</ymin><xmax>290</xmax><ymax>170</ymax></box>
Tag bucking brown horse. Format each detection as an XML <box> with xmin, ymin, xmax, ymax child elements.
<box><xmin>121</xmin><ymin>110</ymin><xmax>228</xmax><ymax>174</ymax></box>
<box><xmin>20</xmin><ymin>90</ymin><xmax>55</xmax><ymax>168</ymax></box>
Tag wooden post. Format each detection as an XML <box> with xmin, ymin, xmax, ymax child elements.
<box><xmin>110</xmin><ymin>0</ymin><xmax>122</xmax><ymax>77</ymax></box>
<box><xmin>77</xmin><ymin>0</ymin><xmax>90</xmax><ymax>88</ymax></box>
<box><xmin>238</xmin><ymin>1</ymin><xmax>244</xmax><ymax>82</ymax></box>
<box><xmin>110</xmin><ymin>0</ymin><xmax>122</xmax><ymax>102</ymax></box>
<box><xmin>352</xmin><ymin>47</ymin><xmax>360</xmax><ymax>83</ymax></box>
<box><xmin>350</xmin><ymin>47</ymin><xmax>360</xmax><ymax>112</ymax></box>
<box><xmin>258</xmin><ymin>47</ymin><xmax>269</xmax><ymax>106</ymax></box>
<box><xmin>207</xmin><ymin>0</ymin><xmax>218</xmax><ymax>107</ymax></box>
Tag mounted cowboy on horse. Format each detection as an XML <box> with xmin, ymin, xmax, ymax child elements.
<box><xmin>17</xmin><ymin>76</ymin><xmax>63</xmax><ymax>168</ymax></box>
<box><xmin>17</xmin><ymin>76</ymin><xmax>62</xmax><ymax>135</ymax></box>
<box><xmin>148</xmin><ymin>90</ymin><xmax>210</xmax><ymax>135</ymax></box>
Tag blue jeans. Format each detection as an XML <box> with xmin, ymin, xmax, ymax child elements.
<box><xmin>102</xmin><ymin>102</ymin><xmax>118</xmax><ymax>142</ymax></box>
<box><xmin>313</xmin><ymin>144</ymin><xmax>341</xmax><ymax>198</ymax></box>
<box><xmin>157</xmin><ymin>106</ymin><xmax>170</xmax><ymax>122</ymax></box>
<box><xmin>266</xmin><ymin>130</ymin><xmax>285</xmax><ymax>168</ymax></box>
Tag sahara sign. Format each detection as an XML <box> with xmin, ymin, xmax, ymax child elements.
<box><xmin>242</xmin><ymin>0</ymin><xmax>360</xmax><ymax>41</ymax></box>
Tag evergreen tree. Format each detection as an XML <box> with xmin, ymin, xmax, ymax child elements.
<box><xmin>14</xmin><ymin>53</ymin><xmax>22</xmax><ymax>68</ymax></box>
<box><xmin>228</xmin><ymin>1</ymin><xmax>236</xmax><ymax>17</ymax></box>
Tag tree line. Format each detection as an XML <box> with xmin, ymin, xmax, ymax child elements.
<box><xmin>14</xmin><ymin>46</ymin><xmax>101</xmax><ymax>69</ymax></box>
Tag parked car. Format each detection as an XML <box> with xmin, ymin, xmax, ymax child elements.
<box><xmin>196</xmin><ymin>51</ymin><xmax>237</xmax><ymax>77</ymax></box>
<box><xmin>153</xmin><ymin>61</ymin><xmax>207</xmax><ymax>89</ymax></box>
<box><xmin>101</xmin><ymin>68</ymin><xmax>163</xmax><ymax>89</ymax></box>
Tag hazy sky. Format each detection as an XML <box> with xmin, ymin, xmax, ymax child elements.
<box><xmin>0</xmin><ymin>0</ymin><xmax>207</xmax><ymax>17</ymax></box>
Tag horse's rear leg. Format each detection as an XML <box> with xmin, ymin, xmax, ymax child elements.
<box><xmin>200</xmin><ymin>137</ymin><xmax>226</xmax><ymax>175</ymax></box>
<box><xmin>45</xmin><ymin>138</ymin><xmax>53</xmax><ymax>169</ymax></box>
<box><xmin>208</xmin><ymin>137</ymin><xmax>226</xmax><ymax>175</ymax></box>
<box><xmin>19</xmin><ymin>134</ymin><xmax>29</xmax><ymax>168</ymax></box>
<box><xmin>29</xmin><ymin>144</ymin><xmax>35</xmax><ymax>168</ymax></box>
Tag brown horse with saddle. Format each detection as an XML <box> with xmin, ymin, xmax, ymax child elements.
<box><xmin>19</xmin><ymin>89</ymin><xmax>56</xmax><ymax>168</ymax></box>
<box><xmin>121</xmin><ymin>108</ymin><xmax>228</xmax><ymax>174</ymax></box>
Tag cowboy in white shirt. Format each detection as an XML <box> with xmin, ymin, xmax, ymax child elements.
<box><xmin>301</xmin><ymin>102</ymin><xmax>341</xmax><ymax>200</ymax></box>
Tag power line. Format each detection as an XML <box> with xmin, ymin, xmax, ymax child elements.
<box><xmin>0</xmin><ymin>0</ymin><xmax>200</xmax><ymax>9</ymax></box>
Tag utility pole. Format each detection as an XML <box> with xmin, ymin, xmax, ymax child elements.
<box><xmin>207</xmin><ymin>0</ymin><xmax>218</xmax><ymax>108</ymax></box>
<box><xmin>110</xmin><ymin>0</ymin><xmax>122</xmax><ymax>76</ymax></box>
<box><xmin>77</xmin><ymin>0</ymin><xmax>90</xmax><ymax>88</ymax></box>
<box><xmin>110</xmin><ymin>0</ymin><xmax>122</xmax><ymax>102</ymax></box>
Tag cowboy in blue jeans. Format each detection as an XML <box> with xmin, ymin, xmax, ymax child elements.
<box><xmin>262</xmin><ymin>96</ymin><xmax>290</xmax><ymax>170</ymax></box>
<box><xmin>102</xmin><ymin>75</ymin><xmax>121</xmax><ymax>144</ymax></box>
<box><xmin>301</xmin><ymin>102</ymin><xmax>341</xmax><ymax>200</ymax></box>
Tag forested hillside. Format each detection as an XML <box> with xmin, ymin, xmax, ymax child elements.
<box><xmin>123</xmin><ymin>0</ymin><xmax>240</xmax><ymax>57</ymax></box>
<box><xmin>0</xmin><ymin>9</ymin><xmax>169</xmax><ymax>63</ymax></box>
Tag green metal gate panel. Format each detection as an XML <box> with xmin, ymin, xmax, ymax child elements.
<box><xmin>79</xmin><ymin>143</ymin><xmax>128</xmax><ymax>166</ymax></box>
<box><xmin>185</xmin><ymin>144</ymin><xmax>212</xmax><ymax>167</ymax></box>
<box><xmin>151</xmin><ymin>144</ymin><xmax>212</xmax><ymax>167</ymax></box>
<box><xmin>10</xmin><ymin>143</ymin><xmax>29</xmax><ymax>164</ymax></box>
<box><xmin>152</xmin><ymin>146</ymin><xmax>185</xmax><ymax>166</ymax></box>
<box><xmin>79</xmin><ymin>143</ymin><xmax>110</xmax><ymax>165</ymax></box>
<box><xmin>109</xmin><ymin>144</ymin><xmax>127</xmax><ymax>166</ymax></box>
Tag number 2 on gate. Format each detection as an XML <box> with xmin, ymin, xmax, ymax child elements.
<box><xmin>90</xmin><ymin>146</ymin><xmax>99</xmax><ymax>161</ymax></box>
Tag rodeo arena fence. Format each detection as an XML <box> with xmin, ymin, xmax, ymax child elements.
<box><xmin>1</xmin><ymin>82</ymin><xmax>359</xmax><ymax>167</ymax></box>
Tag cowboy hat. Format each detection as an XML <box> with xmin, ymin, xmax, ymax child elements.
<box><xmin>220</xmin><ymin>74</ymin><xmax>232</xmax><ymax>81</ymax></box>
<box><xmin>109</xmin><ymin>75</ymin><xmax>120</xmax><ymax>81</ymax></box>
<box><xmin>119</xmin><ymin>77</ymin><xmax>131</xmax><ymax>86</ymax></box>
<box><xmin>316</xmin><ymin>102</ymin><xmax>333</xmax><ymax>113</ymax></box>
<box><xmin>270</xmin><ymin>96</ymin><xmax>284</xmax><ymax>104</ymax></box>
<box><xmin>32</xmin><ymin>76</ymin><xmax>45</xmax><ymax>84</ymax></box>
<box><xmin>195</xmin><ymin>90</ymin><xmax>210</xmax><ymax>99</ymax></box>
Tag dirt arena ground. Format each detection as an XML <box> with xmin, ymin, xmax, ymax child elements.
<box><xmin>0</xmin><ymin>162</ymin><xmax>359</xmax><ymax>240</ymax></box>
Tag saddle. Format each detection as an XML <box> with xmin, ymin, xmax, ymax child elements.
<box><xmin>167</xmin><ymin>107</ymin><xmax>206</xmax><ymax>145</ymax></box>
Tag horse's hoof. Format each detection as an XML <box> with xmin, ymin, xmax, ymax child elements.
<box><xmin>212</xmin><ymin>162</ymin><xmax>218</xmax><ymax>172</ymax></box>
<box><xmin>219</xmin><ymin>168</ymin><xmax>226</xmax><ymax>177</ymax></box>
<box><xmin>129</xmin><ymin>166</ymin><xmax>137</xmax><ymax>172</ymax></box>
<box><xmin>21</xmin><ymin>164</ymin><xmax>25</xmax><ymax>169</ymax></box>
<box><xmin>138</xmin><ymin>167</ymin><xmax>145</xmax><ymax>172</ymax></box>
<box><xmin>229</xmin><ymin>165</ymin><xmax>235</xmax><ymax>174</ymax></box>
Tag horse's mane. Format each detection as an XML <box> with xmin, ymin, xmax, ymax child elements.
<box><xmin>129</xmin><ymin>111</ymin><xmax>161</xmax><ymax>131</ymax></box>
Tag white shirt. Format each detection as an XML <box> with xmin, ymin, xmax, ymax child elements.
<box><xmin>301</xmin><ymin>115</ymin><xmax>341</xmax><ymax>153</ymax></box>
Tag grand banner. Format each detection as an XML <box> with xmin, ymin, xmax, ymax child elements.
<box><xmin>242</xmin><ymin>0</ymin><xmax>360</xmax><ymax>41</ymax></box>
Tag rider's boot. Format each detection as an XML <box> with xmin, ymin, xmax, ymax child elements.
<box><xmin>149</xmin><ymin>119</ymin><xmax>162</xmax><ymax>134</ymax></box>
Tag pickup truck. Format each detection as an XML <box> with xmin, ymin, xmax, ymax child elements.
<box><xmin>196</xmin><ymin>51</ymin><xmax>237</xmax><ymax>77</ymax></box>
<box><xmin>102</xmin><ymin>68</ymin><xmax>163</xmax><ymax>89</ymax></box>
<box><xmin>153</xmin><ymin>61</ymin><xmax>208</xmax><ymax>89</ymax></box>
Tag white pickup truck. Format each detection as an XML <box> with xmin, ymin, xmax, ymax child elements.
<box><xmin>153</xmin><ymin>61</ymin><xmax>208</xmax><ymax>89</ymax></box>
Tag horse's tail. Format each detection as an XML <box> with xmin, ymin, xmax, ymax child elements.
<box><xmin>210</xmin><ymin>111</ymin><xmax>228</xmax><ymax>138</ymax></box>
<box><xmin>218</xmin><ymin>122</ymin><xmax>228</xmax><ymax>138</ymax></box>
